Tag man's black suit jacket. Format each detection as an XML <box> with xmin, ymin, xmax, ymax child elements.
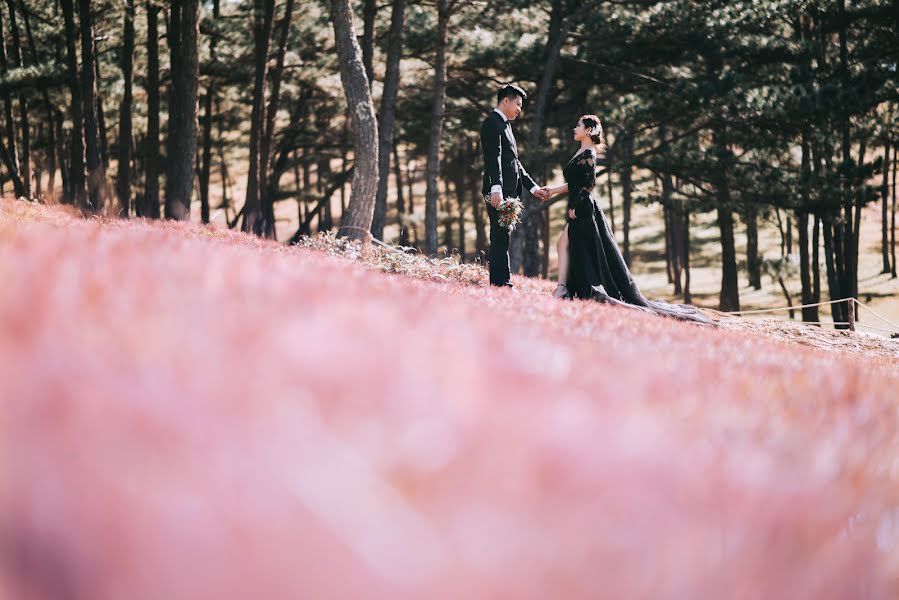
<box><xmin>480</xmin><ymin>111</ymin><xmax>538</xmax><ymax>199</ymax></box>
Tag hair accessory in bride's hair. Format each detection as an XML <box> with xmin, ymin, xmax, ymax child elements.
<box><xmin>579</xmin><ymin>114</ymin><xmax>607</xmax><ymax>150</ymax></box>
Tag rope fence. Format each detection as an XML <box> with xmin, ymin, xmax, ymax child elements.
<box><xmin>726</xmin><ymin>297</ymin><xmax>899</xmax><ymax>338</ymax></box>
<box><xmin>727</xmin><ymin>298</ymin><xmax>848</xmax><ymax>316</ymax></box>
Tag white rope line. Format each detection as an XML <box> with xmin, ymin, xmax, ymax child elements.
<box><xmin>854</xmin><ymin>323</ymin><xmax>899</xmax><ymax>335</ymax></box>
<box><xmin>727</xmin><ymin>297</ymin><xmax>898</xmax><ymax>337</ymax></box>
<box><xmin>726</xmin><ymin>298</ymin><xmax>848</xmax><ymax>315</ymax></box>
<box><xmin>727</xmin><ymin>315</ymin><xmax>896</xmax><ymax>337</ymax></box>
<box><xmin>853</xmin><ymin>300</ymin><xmax>899</xmax><ymax>331</ymax></box>
<box><xmin>739</xmin><ymin>317</ymin><xmax>887</xmax><ymax>333</ymax></box>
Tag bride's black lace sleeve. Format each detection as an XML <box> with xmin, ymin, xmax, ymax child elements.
<box><xmin>573</xmin><ymin>149</ymin><xmax>596</xmax><ymax>218</ymax></box>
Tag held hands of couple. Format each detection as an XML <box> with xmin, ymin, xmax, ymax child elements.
<box><xmin>533</xmin><ymin>187</ymin><xmax>552</xmax><ymax>202</ymax></box>
<box><xmin>490</xmin><ymin>187</ymin><xmax>551</xmax><ymax>208</ymax></box>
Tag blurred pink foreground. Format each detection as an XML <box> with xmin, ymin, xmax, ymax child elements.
<box><xmin>2</xmin><ymin>199</ymin><xmax>898</xmax><ymax>599</ymax></box>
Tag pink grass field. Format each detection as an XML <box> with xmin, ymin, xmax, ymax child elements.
<box><xmin>2</xmin><ymin>197</ymin><xmax>899</xmax><ymax>599</ymax></box>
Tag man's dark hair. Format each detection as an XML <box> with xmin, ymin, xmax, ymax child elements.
<box><xmin>497</xmin><ymin>84</ymin><xmax>527</xmax><ymax>105</ymax></box>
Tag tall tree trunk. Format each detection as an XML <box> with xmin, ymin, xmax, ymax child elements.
<box><xmin>4</xmin><ymin>0</ymin><xmax>30</xmax><ymax>197</ymax></box>
<box><xmin>718</xmin><ymin>204</ymin><xmax>740</xmax><ymax>312</ymax></box>
<box><xmin>453</xmin><ymin>148</ymin><xmax>468</xmax><ymax>259</ymax></box>
<box><xmin>882</xmin><ymin>142</ymin><xmax>891</xmax><ymax>273</ymax></box>
<box><xmin>746</xmin><ymin>205</ymin><xmax>761</xmax><ymax>289</ymax></box>
<box><xmin>812</xmin><ymin>146</ymin><xmax>825</xmax><ymax>308</ymax></box>
<box><xmin>259</xmin><ymin>0</ymin><xmax>295</xmax><ymax>237</ymax></box>
<box><xmin>798</xmin><ymin>212</ymin><xmax>816</xmax><ymax>322</ymax></box>
<box><xmin>892</xmin><ymin>147</ymin><xmax>897</xmax><ymax>278</ymax></box>
<box><xmin>165</xmin><ymin>0</ymin><xmax>200</xmax><ymax>220</ymax></box>
<box><xmin>301</xmin><ymin>141</ymin><xmax>309</xmax><ymax>192</ymax></box>
<box><xmin>423</xmin><ymin>0</ymin><xmax>448</xmax><ymax>255</ymax></box>
<box><xmin>46</xmin><ymin>118</ymin><xmax>56</xmax><ymax>197</ymax></box>
<box><xmin>442</xmin><ymin>178</ymin><xmax>453</xmax><ymax>252</ymax></box>
<box><xmin>262</xmin><ymin>122</ymin><xmax>304</xmax><ymax>241</ymax></box>
<box><xmin>785</xmin><ymin>214</ymin><xmax>792</xmax><ymax>255</ymax></box>
<box><xmin>7</xmin><ymin>0</ymin><xmax>31</xmax><ymax>196</ymax></box>
<box><xmin>33</xmin><ymin>127</ymin><xmax>42</xmax><ymax>197</ymax></box>
<box><xmin>852</xmin><ymin>140</ymin><xmax>865</xmax><ymax>319</ymax></box>
<box><xmin>620</xmin><ymin>135</ymin><xmax>634</xmax><ymax>266</ymax></box>
<box><xmin>19</xmin><ymin>0</ymin><xmax>58</xmax><ymax>198</ymax></box>
<box><xmin>142</xmin><ymin>0</ymin><xmax>160</xmax><ymax>218</ymax></box>
<box><xmin>799</xmin><ymin>135</ymin><xmax>818</xmax><ymax>322</ymax></box>
<box><xmin>330</xmin><ymin>0</ymin><xmax>379</xmax><ymax>240</ymax></box>
<box><xmin>682</xmin><ymin>205</ymin><xmax>692</xmax><ymax>304</ymax></box>
<box><xmin>471</xmin><ymin>190</ymin><xmax>487</xmax><ymax>259</ymax></box>
<box><xmin>0</xmin><ymin>6</ymin><xmax>21</xmax><ymax>195</ymax></box>
<box><xmin>0</xmin><ymin>138</ymin><xmax>23</xmax><ymax>195</ymax></box>
<box><xmin>293</xmin><ymin>148</ymin><xmax>306</xmax><ymax>234</ymax></box>
<box><xmin>775</xmin><ymin>208</ymin><xmax>786</xmax><ymax>257</ymax></box>
<box><xmin>199</xmin><ymin>0</ymin><xmax>221</xmax><ymax>224</ymax></box>
<box><xmin>54</xmin><ymin>104</ymin><xmax>69</xmax><ymax>201</ymax></box>
<box><xmin>94</xmin><ymin>57</ymin><xmax>109</xmax><ymax>171</ymax></box>
<box><xmin>77</xmin><ymin>0</ymin><xmax>104</xmax><ymax>211</ymax></box>
<box><xmin>116</xmin><ymin>0</ymin><xmax>135</xmax><ymax>217</ymax></box>
<box><xmin>317</xmin><ymin>154</ymin><xmax>333</xmax><ymax>232</ymax></box>
<box><xmin>407</xmin><ymin>161</ymin><xmax>416</xmax><ymax>245</ymax></box>
<box><xmin>361</xmin><ymin>0</ymin><xmax>376</xmax><ymax>86</ymax></box>
<box><xmin>371</xmin><ymin>0</ymin><xmax>405</xmax><ymax>239</ymax></box>
<box><xmin>675</xmin><ymin>200</ymin><xmax>687</xmax><ymax>297</ymax></box>
<box><xmin>219</xmin><ymin>140</ymin><xmax>231</xmax><ymax>216</ymax></box>
<box><xmin>823</xmin><ymin>216</ymin><xmax>844</xmax><ymax>326</ymax></box>
<box><xmin>468</xmin><ymin>141</ymin><xmax>487</xmax><ymax>259</ymax></box>
<box><xmin>836</xmin><ymin>0</ymin><xmax>853</xmax><ymax>325</ymax></box>
<box><xmin>812</xmin><ymin>215</ymin><xmax>821</xmax><ymax>306</ymax></box>
<box><xmin>241</xmin><ymin>0</ymin><xmax>275</xmax><ymax>233</ymax></box>
<box><xmin>661</xmin><ymin>172</ymin><xmax>681</xmax><ymax>294</ymax></box>
<box><xmin>393</xmin><ymin>142</ymin><xmax>408</xmax><ymax>246</ymax></box>
<box><xmin>671</xmin><ymin>205</ymin><xmax>682</xmax><ymax>294</ymax></box>
<box><xmin>20</xmin><ymin>0</ymin><xmax>47</xmax><ymax>199</ymax></box>
<box><xmin>711</xmin><ymin>116</ymin><xmax>739</xmax><ymax>311</ymax></box>
<box><xmin>831</xmin><ymin>216</ymin><xmax>848</xmax><ymax>325</ymax></box>
<box><xmin>0</xmin><ymin>7</ymin><xmax>25</xmax><ymax>196</ymax></box>
<box><xmin>798</xmin><ymin>16</ymin><xmax>820</xmax><ymax>321</ymax></box>
<box><xmin>663</xmin><ymin>202</ymin><xmax>672</xmax><ymax>284</ymax></box>
<box><xmin>198</xmin><ymin>90</ymin><xmax>213</xmax><ymax>223</ymax></box>
<box><xmin>340</xmin><ymin>113</ymin><xmax>348</xmax><ymax>216</ymax></box>
<box><xmin>718</xmin><ymin>207</ymin><xmax>739</xmax><ymax>312</ymax></box>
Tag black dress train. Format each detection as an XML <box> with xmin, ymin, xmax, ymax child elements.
<box><xmin>563</xmin><ymin>148</ymin><xmax>714</xmax><ymax>325</ymax></box>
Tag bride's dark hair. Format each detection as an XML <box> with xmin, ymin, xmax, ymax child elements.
<box><xmin>580</xmin><ymin>115</ymin><xmax>607</xmax><ymax>151</ymax></box>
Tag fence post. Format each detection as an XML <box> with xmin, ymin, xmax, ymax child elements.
<box><xmin>847</xmin><ymin>298</ymin><xmax>855</xmax><ymax>332</ymax></box>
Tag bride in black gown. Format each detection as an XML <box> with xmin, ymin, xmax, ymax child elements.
<box><xmin>543</xmin><ymin>115</ymin><xmax>713</xmax><ymax>325</ymax></box>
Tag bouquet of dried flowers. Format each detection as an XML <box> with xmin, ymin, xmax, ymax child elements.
<box><xmin>485</xmin><ymin>195</ymin><xmax>524</xmax><ymax>230</ymax></box>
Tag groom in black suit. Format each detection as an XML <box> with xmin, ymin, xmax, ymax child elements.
<box><xmin>480</xmin><ymin>84</ymin><xmax>548</xmax><ymax>287</ymax></box>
